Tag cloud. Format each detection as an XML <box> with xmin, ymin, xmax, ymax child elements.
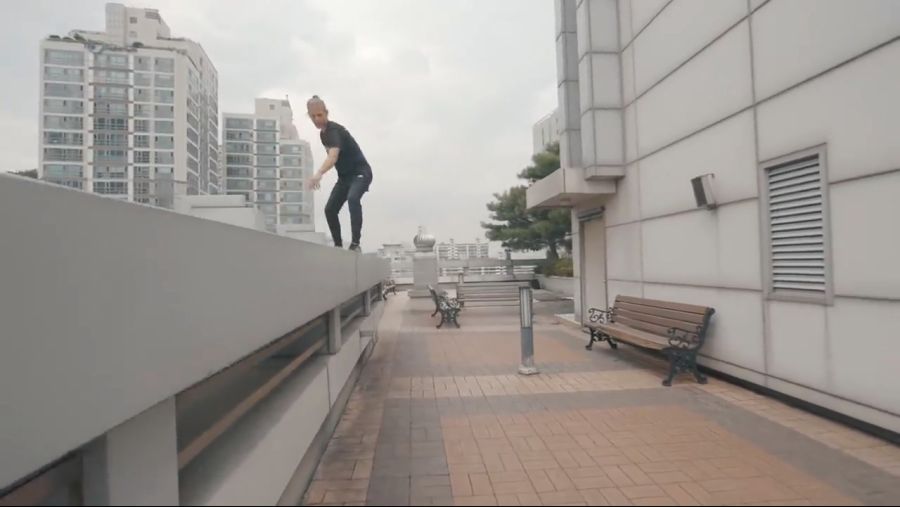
<box><xmin>2</xmin><ymin>0</ymin><xmax>557</xmax><ymax>252</ymax></box>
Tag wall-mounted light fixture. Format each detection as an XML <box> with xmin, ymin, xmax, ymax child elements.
<box><xmin>691</xmin><ymin>173</ymin><xmax>717</xmax><ymax>210</ymax></box>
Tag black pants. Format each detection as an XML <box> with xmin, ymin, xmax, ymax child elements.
<box><xmin>325</xmin><ymin>169</ymin><xmax>372</xmax><ymax>246</ymax></box>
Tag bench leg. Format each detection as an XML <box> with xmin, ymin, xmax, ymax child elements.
<box><xmin>662</xmin><ymin>349</ymin><xmax>705</xmax><ymax>386</ymax></box>
<box><xmin>586</xmin><ymin>330</ymin><xmax>618</xmax><ymax>351</ymax></box>
<box><xmin>432</xmin><ymin>307</ymin><xmax>440</xmax><ymax>317</ymax></box>
<box><xmin>437</xmin><ymin>312</ymin><xmax>445</xmax><ymax>329</ymax></box>
<box><xmin>452</xmin><ymin>311</ymin><xmax>461</xmax><ymax>328</ymax></box>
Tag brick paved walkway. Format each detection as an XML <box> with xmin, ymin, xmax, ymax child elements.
<box><xmin>303</xmin><ymin>293</ymin><xmax>900</xmax><ymax>506</ymax></box>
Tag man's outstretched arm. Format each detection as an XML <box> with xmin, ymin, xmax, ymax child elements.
<box><xmin>308</xmin><ymin>147</ymin><xmax>340</xmax><ymax>190</ymax></box>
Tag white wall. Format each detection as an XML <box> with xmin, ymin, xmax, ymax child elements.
<box><xmin>0</xmin><ymin>175</ymin><xmax>389</xmax><ymax>488</ymax></box>
<box><xmin>566</xmin><ymin>0</ymin><xmax>900</xmax><ymax>432</ymax></box>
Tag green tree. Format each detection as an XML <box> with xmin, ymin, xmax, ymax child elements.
<box><xmin>482</xmin><ymin>142</ymin><xmax>570</xmax><ymax>261</ymax></box>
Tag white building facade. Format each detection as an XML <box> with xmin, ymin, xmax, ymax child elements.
<box><xmin>532</xmin><ymin>109</ymin><xmax>560</xmax><ymax>155</ymax></box>
<box><xmin>436</xmin><ymin>238</ymin><xmax>490</xmax><ymax>261</ymax></box>
<box><xmin>38</xmin><ymin>3</ymin><xmax>220</xmax><ymax>206</ymax></box>
<box><xmin>223</xmin><ymin>98</ymin><xmax>315</xmax><ymax>235</ymax></box>
<box><xmin>528</xmin><ymin>0</ymin><xmax>900</xmax><ymax>433</ymax></box>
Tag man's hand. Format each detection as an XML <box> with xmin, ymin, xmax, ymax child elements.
<box><xmin>307</xmin><ymin>173</ymin><xmax>322</xmax><ymax>190</ymax></box>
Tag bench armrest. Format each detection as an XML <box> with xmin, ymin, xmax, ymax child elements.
<box><xmin>587</xmin><ymin>307</ymin><xmax>614</xmax><ymax>324</ymax></box>
<box><xmin>666</xmin><ymin>326</ymin><xmax>703</xmax><ymax>350</ymax></box>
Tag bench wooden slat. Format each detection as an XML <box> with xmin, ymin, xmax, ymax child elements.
<box><xmin>614</xmin><ymin>308</ymin><xmax>701</xmax><ymax>334</ymax></box>
<box><xmin>615</xmin><ymin>301</ymin><xmax>707</xmax><ymax>325</ymax></box>
<box><xmin>616</xmin><ymin>296</ymin><xmax>710</xmax><ymax>316</ymax></box>
<box><xmin>595</xmin><ymin>323</ymin><xmax>668</xmax><ymax>350</ymax></box>
<box><xmin>612</xmin><ymin>314</ymin><xmax>673</xmax><ymax>338</ymax></box>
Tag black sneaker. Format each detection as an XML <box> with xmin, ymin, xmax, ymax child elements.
<box><xmin>349</xmin><ymin>244</ymin><xmax>361</xmax><ymax>253</ymax></box>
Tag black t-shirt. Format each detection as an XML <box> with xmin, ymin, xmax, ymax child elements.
<box><xmin>320</xmin><ymin>121</ymin><xmax>371</xmax><ymax>180</ymax></box>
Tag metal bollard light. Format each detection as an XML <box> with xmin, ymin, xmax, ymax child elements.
<box><xmin>518</xmin><ymin>286</ymin><xmax>539</xmax><ymax>375</ymax></box>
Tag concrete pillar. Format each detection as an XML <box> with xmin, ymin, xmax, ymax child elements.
<box><xmin>576</xmin><ymin>0</ymin><xmax>625</xmax><ymax>179</ymax></box>
<box><xmin>82</xmin><ymin>398</ymin><xmax>179</xmax><ymax>506</ymax></box>
<box><xmin>556</xmin><ymin>0</ymin><xmax>582</xmax><ymax>169</ymax></box>
<box><xmin>327</xmin><ymin>307</ymin><xmax>342</xmax><ymax>354</ymax></box>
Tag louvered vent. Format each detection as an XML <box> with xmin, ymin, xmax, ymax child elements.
<box><xmin>766</xmin><ymin>154</ymin><xmax>826</xmax><ymax>294</ymax></box>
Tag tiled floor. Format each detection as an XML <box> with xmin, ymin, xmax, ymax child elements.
<box><xmin>303</xmin><ymin>293</ymin><xmax>900</xmax><ymax>506</ymax></box>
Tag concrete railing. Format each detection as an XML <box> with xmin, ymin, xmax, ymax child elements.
<box><xmin>0</xmin><ymin>174</ymin><xmax>389</xmax><ymax>505</ymax></box>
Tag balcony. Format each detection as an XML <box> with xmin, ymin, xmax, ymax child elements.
<box><xmin>525</xmin><ymin>167</ymin><xmax>616</xmax><ymax>210</ymax></box>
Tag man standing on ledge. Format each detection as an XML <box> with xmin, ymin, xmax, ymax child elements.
<box><xmin>306</xmin><ymin>95</ymin><xmax>373</xmax><ymax>252</ymax></box>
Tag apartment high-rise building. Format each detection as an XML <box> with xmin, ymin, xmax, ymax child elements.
<box><xmin>223</xmin><ymin>98</ymin><xmax>315</xmax><ymax>235</ymax></box>
<box><xmin>436</xmin><ymin>238</ymin><xmax>490</xmax><ymax>261</ymax></box>
<box><xmin>532</xmin><ymin>109</ymin><xmax>560</xmax><ymax>155</ymax></box>
<box><xmin>38</xmin><ymin>3</ymin><xmax>219</xmax><ymax>206</ymax></box>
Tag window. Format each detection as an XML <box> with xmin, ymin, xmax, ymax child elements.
<box><xmin>94</xmin><ymin>102</ymin><xmax>128</xmax><ymax>115</ymax></box>
<box><xmin>134</xmin><ymin>88</ymin><xmax>152</xmax><ymax>102</ymax></box>
<box><xmin>281</xmin><ymin>180</ymin><xmax>303</xmax><ymax>190</ymax></box>
<box><xmin>94</xmin><ymin>181</ymin><xmax>127</xmax><ymax>194</ymax></box>
<box><xmin>256</xmin><ymin>192</ymin><xmax>276</xmax><ymax>203</ymax></box>
<box><xmin>257</xmin><ymin>156</ymin><xmax>277</xmax><ymax>166</ymax></box>
<box><xmin>43</xmin><ymin>99</ymin><xmax>84</xmax><ymax>114</ymax></box>
<box><xmin>44</xmin><ymin>83</ymin><xmax>83</xmax><ymax>98</ymax></box>
<box><xmin>257</xmin><ymin>179</ymin><xmax>277</xmax><ymax>191</ymax></box>
<box><xmin>282</xmin><ymin>192</ymin><xmax>303</xmax><ymax>203</ymax></box>
<box><xmin>154</xmin><ymin>105</ymin><xmax>174</xmax><ymax>119</ymax></box>
<box><xmin>154</xmin><ymin>90</ymin><xmax>174</xmax><ymax>104</ymax></box>
<box><xmin>281</xmin><ymin>156</ymin><xmax>301</xmax><ymax>167</ymax></box>
<box><xmin>134</xmin><ymin>135</ymin><xmax>150</xmax><ymax>148</ymax></box>
<box><xmin>281</xmin><ymin>169</ymin><xmax>303</xmax><ymax>179</ymax></box>
<box><xmin>45</xmin><ymin>49</ymin><xmax>84</xmax><ymax>66</ymax></box>
<box><xmin>94</xmin><ymin>69</ymin><xmax>129</xmax><ymax>84</ymax></box>
<box><xmin>281</xmin><ymin>144</ymin><xmax>301</xmax><ymax>154</ymax></box>
<box><xmin>225</xmin><ymin>118</ymin><xmax>253</xmax><ymax>129</ymax></box>
<box><xmin>44</xmin><ymin>115</ymin><xmax>83</xmax><ymax>130</ymax></box>
<box><xmin>154</xmin><ymin>58</ymin><xmax>175</xmax><ymax>73</ymax></box>
<box><xmin>94</xmin><ymin>149</ymin><xmax>127</xmax><ymax>162</ymax></box>
<box><xmin>44</xmin><ymin>164</ymin><xmax>83</xmax><ymax>188</ymax></box>
<box><xmin>763</xmin><ymin>149</ymin><xmax>830</xmax><ymax>302</ymax></box>
<box><xmin>257</xmin><ymin>144</ymin><xmax>278</xmax><ymax>154</ymax></box>
<box><xmin>227</xmin><ymin>167</ymin><xmax>252</xmax><ymax>178</ymax></box>
<box><xmin>226</xmin><ymin>142</ymin><xmax>253</xmax><ymax>153</ymax></box>
<box><xmin>130</xmin><ymin>16</ymin><xmax>138</xmax><ymax>23</ymax></box>
<box><xmin>154</xmin><ymin>135</ymin><xmax>174</xmax><ymax>149</ymax></box>
<box><xmin>226</xmin><ymin>154</ymin><xmax>253</xmax><ymax>165</ymax></box>
<box><xmin>43</xmin><ymin>148</ymin><xmax>82</xmax><ymax>162</ymax></box>
<box><xmin>256</xmin><ymin>132</ymin><xmax>277</xmax><ymax>142</ymax></box>
<box><xmin>227</xmin><ymin>179</ymin><xmax>253</xmax><ymax>190</ymax></box>
<box><xmin>44</xmin><ymin>132</ymin><xmax>83</xmax><ymax>146</ymax></box>
<box><xmin>257</xmin><ymin>168</ymin><xmax>277</xmax><ymax>179</ymax></box>
<box><xmin>44</xmin><ymin>66</ymin><xmax>84</xmax><ymax>82</ymax></box>
<box><xmin>134</xmin><ymin>104</ymin><xmax>151</xmax><ymax>117</ymax></box>
<box><xmin>93</xmin><ymin>166</ymin><xmax>127</xmax><ymax>179</ymax></box>
<box><xmin>280</xmin><ymin>204</ymin><xmax>303</xmax><ymax>215</ymax></box>
<box><xmin>134</xmin><ymin>119</ymin><xmax>151</xmax><ymax>133</ymax></box>
<box><xmin>93</xmin><ymin>133</ymin><xmax>127</xmax><ymax>147</ymax></box>
<box><xmin>94</xmin><ymin>54</ymin><xmax>128</xmax><ymax>68</ymax></box>
<box><xmin>93</xmin><ymin>117</ymin><xmax>127</xmax><ymax>131</ymax></box>
<box><xmin>155</xmin><ymin>74</ymin><xmax>174</xmax><ymax>88</ymax></box>
<box><xmin>256</xmin><ymin>119</ymin><xmax>277</xmax><ymax>131</ymax></box>
<box><xmin>135</xmin><ymin>57</ymin><xmax>151</xmax><ymax>71</ymax></box>
<box><xmin>134</xmin><ymin>151</ymin><xmax>151</xmax><ymax>163</ymax></box>
<box><xmin>154</xmin><ymin>120</ymin><xmax>174</xmax><ymax>134</ymax></box>
<box><xmin>155</xmin><ymin>151</ymin><xmax>174</xmax><ymax>164</ymax></box>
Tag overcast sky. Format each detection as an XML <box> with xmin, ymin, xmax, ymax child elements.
<box><xmin>2</xmin><ymin>0</ymin><xmax>557</xmax><ymax>253</ymax></box>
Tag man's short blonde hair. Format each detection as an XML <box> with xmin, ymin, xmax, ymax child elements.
<box><xmin>306</xmin><ymin>95</ymin><xmax>326</xmax><ymax>110</ymax></box>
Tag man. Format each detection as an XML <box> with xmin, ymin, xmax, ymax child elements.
<box><xmin>306</xmin><ymin>95</ymin><xmax>373</xmax><ymax>252</ymax></box>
